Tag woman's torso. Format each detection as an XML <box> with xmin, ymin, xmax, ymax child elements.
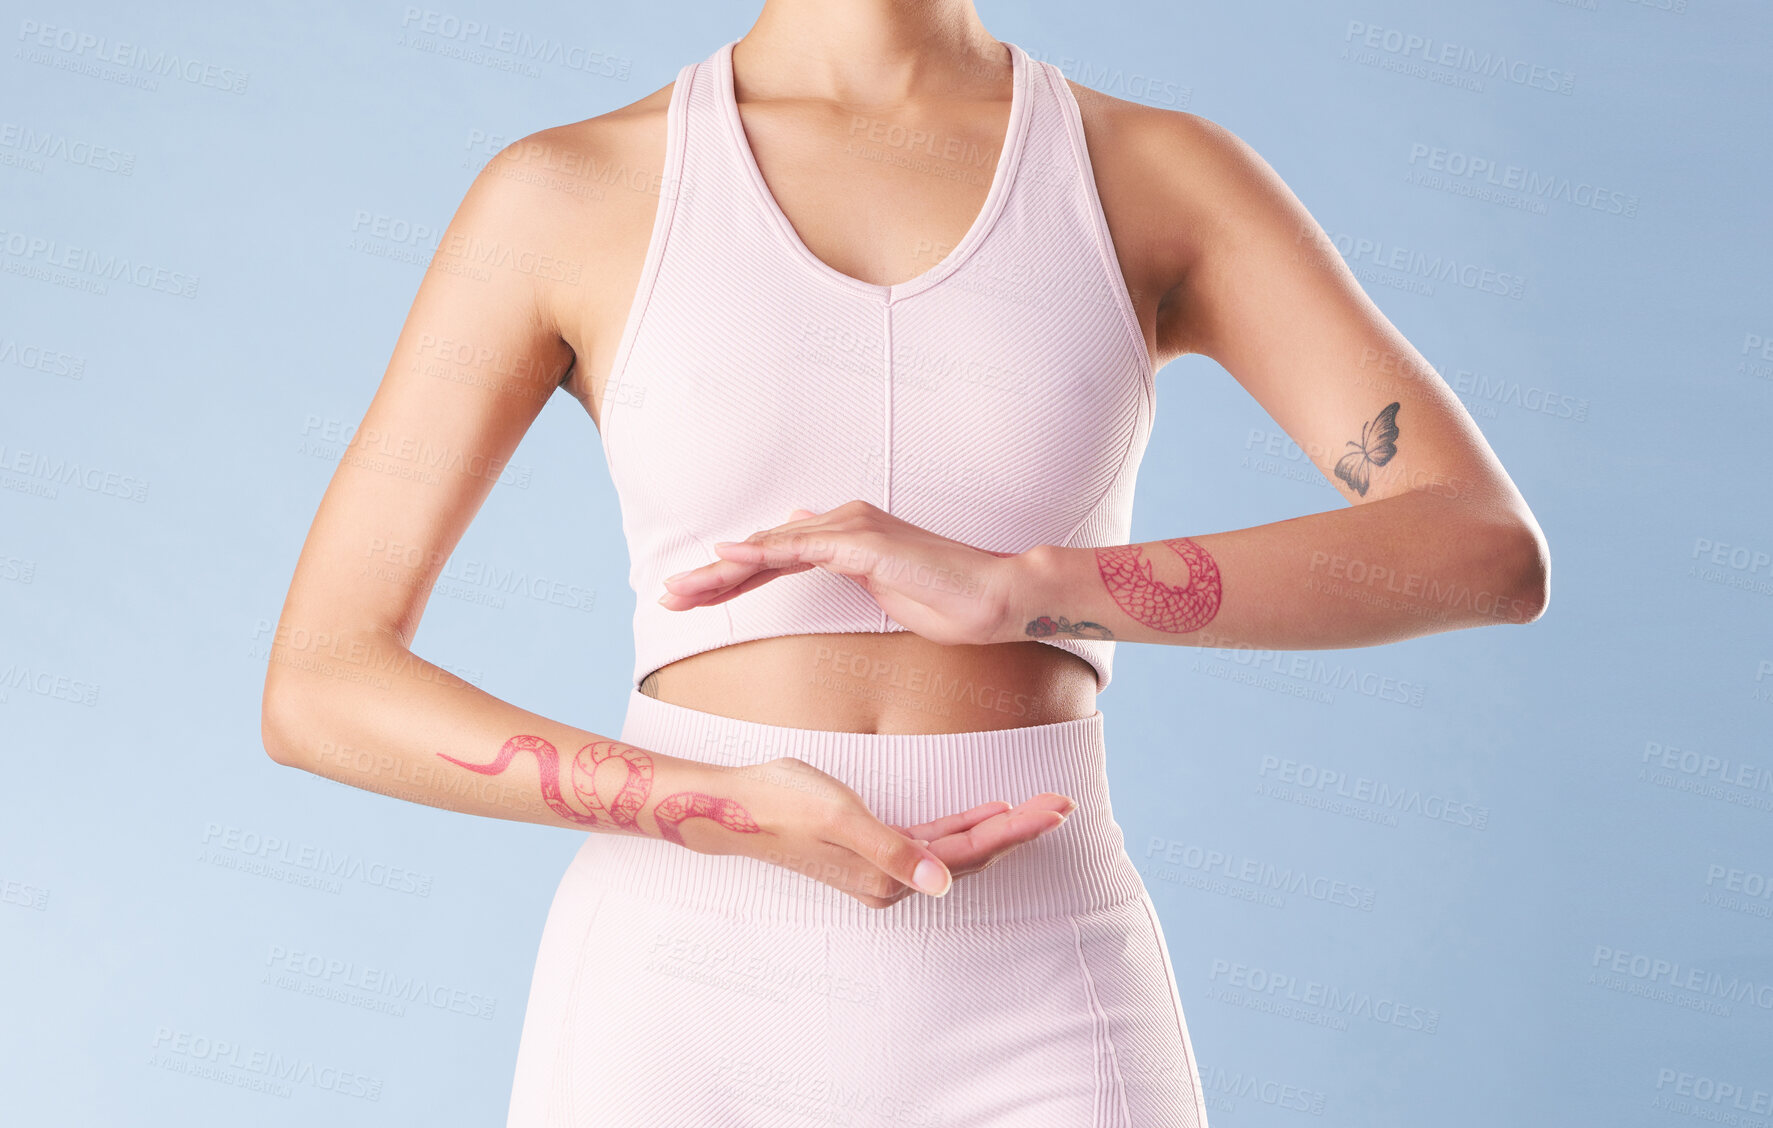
<box><xmin>531</xmin><ymin>39</ymin><xmax>1198</xmax><ymax>735</ymax></box>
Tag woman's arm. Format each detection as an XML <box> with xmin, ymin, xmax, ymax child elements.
<box><xmin>259</xmin><ymin>126</ymin><xmax>1000</xmax><ymax>903</ymax></box>
<box><xmin>258</xmin><ymin>129</ymin><xmax>745</xmax><ymax>839</ymax></box>
<box><xmin>1002</xmin><ymin>487</ymin><xmax>1544</xmax><ymax>652</ymax></box>
<box><xmin>999</xmin><ymin>109</ymin><xmax>1548</xmax><ymax>651</ymax></box>
<box><xmin>660</xmin><ymin>107</ymin><xmax>1549</xmax><ymax>653</ymax></box>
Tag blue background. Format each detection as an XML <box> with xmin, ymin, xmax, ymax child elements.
<box><xmin>4</xmin><ymin>0</ymin><xmax>1769</xmax><ymax>1125</ymax></box>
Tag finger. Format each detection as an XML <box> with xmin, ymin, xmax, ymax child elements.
<box><xmin>928</xmin><ymin>796</ymin><xmax>1074</xmax><ymax>867</ymax></box>
<box><xmin>659</xmin><ymin>555</ymin><xmax>814</xmax><ymax>608</ymax></box>
<box><xmin>680</xmin><ymin>563</ymin><xmax>814</xmax><ymax>609</ymax></box>
<box><xmin>845</xmin><ymin>823</ymin><xmax>951</xmax><ymax>898</ymax></box>
<box><xmin>919</xmin><ymin>793</ymin><xmax>1072</xmax><ymax>836</ymax></box>
<box><xmin>719</xmin><ymin>528</ymin><xmax>877</xmax><ymax>576</ymax></box>
<box><xmin>664</xmin><ymin>509</ymin><xmax>826</xmax><ymax>593</ymax></box>
<box><xmin>897</xmin><ymin>800</ymin><xmax>1014</xmax><ymax>843</ymax></box>
<box><xmin>715</xmin><ymin>509</ymin><xmax>833</xmax><ymax>553</ymax></box>
<box><xmin>799</xmin><ymin>842</ymin><xmax>914</xmax><ymax>906</ymax></box>
<box><xmin>711</xmin><ymin>535</ymin><xmax>834</xmax><ymax>571</ymax></box>
<box><xmin>935</xmin><ymin>810</ymin><xmax>1063</xmax><ymax>865</ymax></box>
<box><xmin>661</xmin><ymin>554</ymin><xmax>767</xmax><ymax>595</ymax></box>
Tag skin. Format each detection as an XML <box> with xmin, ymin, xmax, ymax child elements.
<box><xmin>261</xmin><ymin>0</ymin><xmax>1550</xmax><ymax>905</ymax></box>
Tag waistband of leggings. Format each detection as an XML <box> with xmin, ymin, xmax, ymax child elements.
<box><xmin>577</xmin><ymin>688</ymin><xmax>1148</xmax><ymax>927</ymax></box>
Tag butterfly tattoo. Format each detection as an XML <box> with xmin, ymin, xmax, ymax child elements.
<box><xmin>1333</xmin><ymin>401</ymin><xmax>1401</xmax><ymax>497</ymax></box>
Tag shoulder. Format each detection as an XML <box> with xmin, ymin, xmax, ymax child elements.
<box><xmin>466</xmin><ymin>77</ymin><xmax>678</xmax><ymax>227</ymax></box>
<box><xmin>448</xmin><ymin>80</ymin><xmax>680</xmax><ymax>389</ymax></box>
<box><xmin>1059</xmin><ymin>77</ymin><xmax>1316</xmax><ymax>357</ymax></box>
<box><xmin>1063</xmin><ymin>75</ymin><xmax>1286</xmax><ymax>210</ymax></box>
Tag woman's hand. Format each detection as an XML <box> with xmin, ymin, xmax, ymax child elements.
<box><xmin>698</xmin><ymin>755</ymin><xmax>1075</xmax><ymax>909</ymax></box>
<box><xmin>656</xmin><ymin>501</ymin><xmax>1026</xmax><ymax>647</ymax></box>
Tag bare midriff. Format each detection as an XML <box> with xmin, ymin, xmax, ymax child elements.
<box><xmin>638</xmin><ymin>633</ymin><xmax>1098</xmax><ymax>734</ymax></box>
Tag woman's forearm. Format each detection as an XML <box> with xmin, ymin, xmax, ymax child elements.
<box><xmin>1002</xmin><ymin>488</ymin><xmax>1548</xmax><ymax>652</ymax></box>
<box><xmin>259</xmin><ymin>625</ymin><xmax>759</xmax><ymax>849</ymax></box>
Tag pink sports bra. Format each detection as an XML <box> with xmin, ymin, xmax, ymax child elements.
<box><xmin>597</xmin><ymin>38</ymin><xmax>1156</xmax><ymax>694</ymax></box>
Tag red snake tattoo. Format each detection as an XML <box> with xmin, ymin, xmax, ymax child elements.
<box><xmin>1095</xmin><ymin>537</ymin><xmax>1222</xmax><ymax>634</ymax></box>
<box><xmin>437</xmin><ymin>736</ymin><xmax>761</xmax><ymax>844</ymax></box>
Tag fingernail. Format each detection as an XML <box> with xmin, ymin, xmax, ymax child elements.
<box><xmin>663</xmin><ymin>570</ymin><xmax>689</xmax><ymax>582</ymax></box>
<box><xmin>713</xmin><ymin>541</ymin><xmax>738</xmax><ymax>549</ymax></box>
<box><xmin>911</xmin><ymin>838</ymin><xmax>931</xmax><ymax>848</ymax></box>
<box><xmin>912</xmin><ymin>858</ymin><xmax>950</xmax><ymax>897</ymax></box>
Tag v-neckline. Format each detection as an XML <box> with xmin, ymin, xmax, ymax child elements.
<box><xmin>715</xmin><ymin>37</ymin><xmax>1031</xmax><ymax>304</ymax></box>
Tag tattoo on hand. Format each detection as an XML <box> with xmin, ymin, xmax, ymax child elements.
<box><xmin>1333</xmin><ymin>401</ymin><xmax>1401</xmax><ymax>497</ymax></box>
<box><xmin>437</xmin><ymin>735</ymin><xmax>763</xmax><ymax>844</ymax></box>
<box><xmin>1094</xmin><ymin>537</ymin><xmax>1222</xmax><ymax>634</ymax></box>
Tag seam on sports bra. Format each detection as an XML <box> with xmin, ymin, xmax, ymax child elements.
<box><xmin>880</xmin><ymin>302</ymin><xmax>894</xmax><ymax>632</ymax></box>
<box><xmin>1052</xmin><ymin>351</ymin><xmax>1143</xmax><ymax>557</ymax></box>
<box><xmin>1038</xmin><ymin>59</ymin><xmax>1157</xmax><ymax>425</ymax></box>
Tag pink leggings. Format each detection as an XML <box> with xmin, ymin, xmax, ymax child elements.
<box><xmin>505</xmin><ymin>688</ymin><xmax>1210</xmax><ymax>1127</ymax></box>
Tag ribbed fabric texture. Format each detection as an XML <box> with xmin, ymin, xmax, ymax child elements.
<box><xmin>503</xmin><ymin>689</ymin><xmax>1211</xmax><ymax>1127</ymax></box>
<box><xmin>594</xmin><ymin>687</ymin><xmax>1145</xmax><ymax>927</ymax></box>
<box><xmin>599</xmin><ymin>38</ymin><xmax>1155</xmax><ymax>695</ymax></box>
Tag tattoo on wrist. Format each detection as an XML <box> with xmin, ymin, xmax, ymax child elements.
<box><xmin>1334</xmin><ymin>401</ymin><xmax>1401</xmax><ymax>497</ymax></box>
<box><xmin>437</xmin><ymin>736</ymin><xmax>763</xmax><ymax>844</ymax></box>
<box><xmin>1094</xmin><ymin>537</ymin><xmax>1222</xmax><ymax>634</ymax></box>
<box><xmin>1026</xmin><ymin>615</ymin><xmax>1114</xmax><ymax>640</ymax></box>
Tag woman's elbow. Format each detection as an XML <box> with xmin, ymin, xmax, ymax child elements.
<box><xmin>259</xmin><ymin>671</ymin><xmax>313</xmax><ymax>769</ymax></box>
<box><xmin>1499</xmin><ymin>518</ymin><xmax>1551</xmax><ymax>624</ymax></box>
